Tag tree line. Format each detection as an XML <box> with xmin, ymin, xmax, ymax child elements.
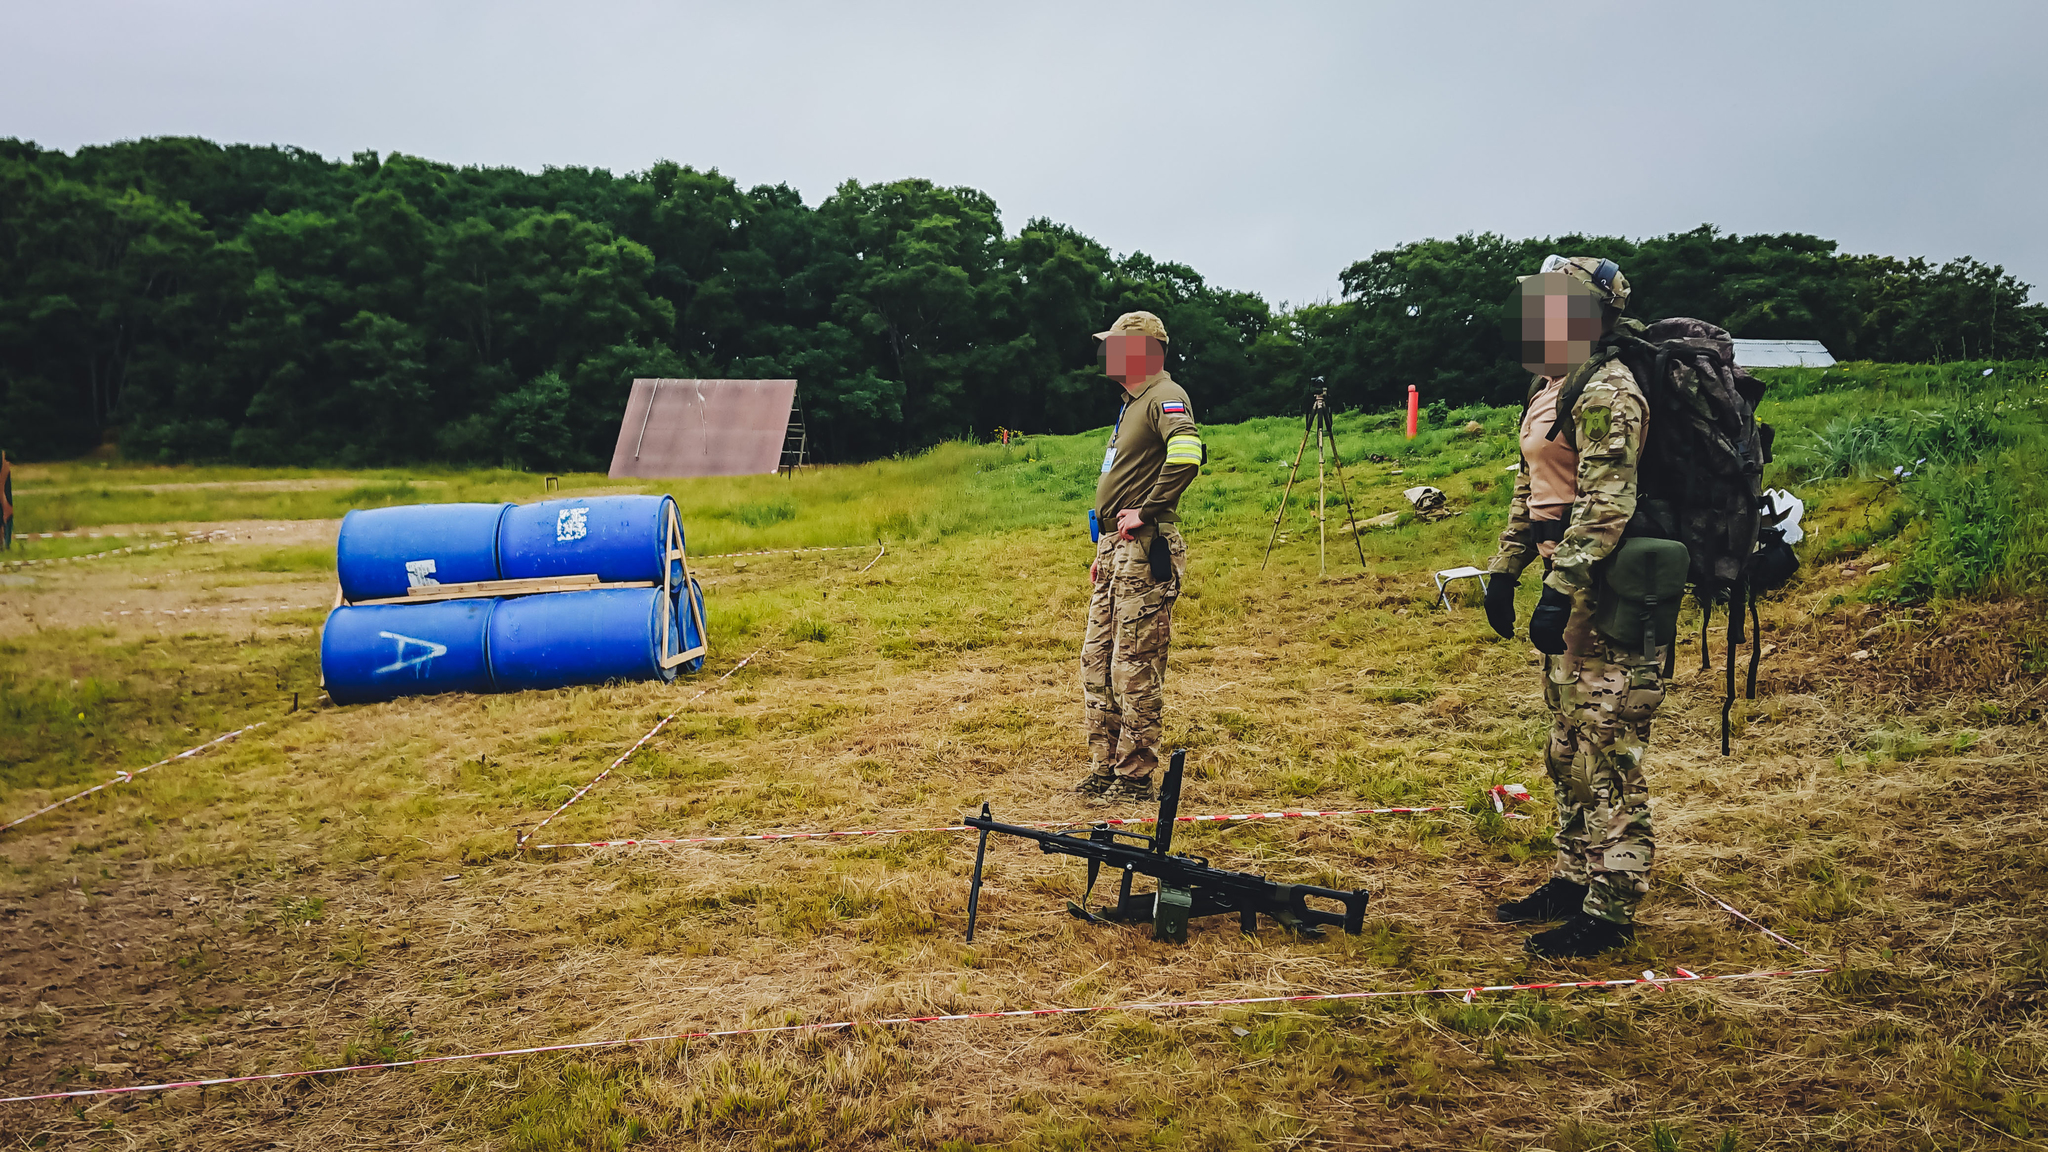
<box><xmin>2</xmin><ymin>136</ymin><xmax>2043</xmax><ymax>466</ymax></box>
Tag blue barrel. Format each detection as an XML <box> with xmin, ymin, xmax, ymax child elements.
<box><xmin>337</xmin><ymin>503</ymin><xmax>510</xmax><ymax>602</ymax></box>
<box><xmin>487</xmin><ymin>587</ymin><xmax>685</xmax><ymax>693</ymax></box>
<box><xmin>320</xmin><ymin>599</ymin><xmax>498</xmax><ymax>704</ymax></box>
<box><xmin>498</xmin><ymin>495</ymin><xmax>682</xmax><ymax>587</ymax></box>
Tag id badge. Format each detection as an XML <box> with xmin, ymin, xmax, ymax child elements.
<box><xmin>1100</xmin><ymin>444</ymin><xmax>1116</xmax><ymax>473</ymax></box>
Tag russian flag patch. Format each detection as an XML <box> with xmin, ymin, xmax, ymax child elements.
<box><xmin>1161</xmin><ymin>401</ymin><xmax>1187</xmax><ymax>414</ymax></box>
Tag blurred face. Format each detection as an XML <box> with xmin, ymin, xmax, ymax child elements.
<box><xmin>1503</xmin><ymin>272</ymin><xmax>1604</xmax><ymax>377</ymax></box>
<box><xmin>1098</xmin><ymin>332</ymin><xmax>1167</xmax><ymax>388</ymax></box>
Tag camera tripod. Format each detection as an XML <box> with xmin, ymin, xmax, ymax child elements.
<box><xmin>1262</xmin><ymin>387</ymin><xmax>1368</xmax><ymax>574</ymax></box>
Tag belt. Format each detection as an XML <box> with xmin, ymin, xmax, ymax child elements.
<box><xmin>1531</xmin><ymin>518</ymin><xmax>1568</xmax><ymax>544</ymax></box>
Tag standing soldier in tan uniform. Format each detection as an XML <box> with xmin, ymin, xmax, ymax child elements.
<box><xmin>1077</xmin><ymin>311</ymin><xmax>1205</xmax><ymax>802</ymax></box>
<box><xmin>1485</xmin><ymin>256</ymin><xmax>1662</xmax><ymax>959</ymax></box>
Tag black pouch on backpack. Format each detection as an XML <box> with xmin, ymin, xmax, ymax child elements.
<box><xmin>1749</xmin><ymin>526</ymin><xmax>1799</xmax><ymax>592</ymax></box>
<box><xmin>1593</xmin><ymin>537</ymin><xmax>1691</xmax><ymax>657</ymax></box>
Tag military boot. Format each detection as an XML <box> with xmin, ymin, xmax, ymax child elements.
<box><xmin>1495</xmin><ymin>877</ymin><xmax>1588</xmax><ymax>923</ymax></box>
<box><xmin>1073</xmin><ymin>772</ymin><xmax>1116</xmax><ymax>797</ymax></box>
<box><xmin>1104</xmin><ymin>775</ymin><xmax>1156</xmax><ymax>803</ymax></box>
<box><xmin>1524</xmin><ymin>913</ymin><xmax>1635</xmax><ymax>959</ymax></box>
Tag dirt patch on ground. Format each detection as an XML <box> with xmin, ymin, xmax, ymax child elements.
<box><xmin>0</xmin><ymin>523</ymin><xmax>339</xmax><ymax>639</ymax></box>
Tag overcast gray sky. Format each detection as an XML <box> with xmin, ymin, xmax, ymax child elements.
<box><xmin>6</xmin><ymin>1</ymin><xmax>2044</xmax><ymax>306</ymax></box>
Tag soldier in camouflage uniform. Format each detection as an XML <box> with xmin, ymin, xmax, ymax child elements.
<box><xmin>1077</xmin><ymin>311</ymin><xmax>1205</xmax><ymax>802</ymax></box>
<box><xmin>1484</xmin><ymin>257</ymin><xmax>1661</xmax><ymax>959</ymax></box>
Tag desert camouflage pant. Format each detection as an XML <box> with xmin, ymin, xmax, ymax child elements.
<box><xmin>1082</xmin><ymin>524</ymin><xmax>1186</xmax><ymax>779</ymax></box>
<box><xmin>1543</xmin><ymin>634</ymin><xmax>1664</xmax><ymax>925</ymax></box>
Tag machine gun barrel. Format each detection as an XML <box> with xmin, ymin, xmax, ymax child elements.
<box><xmin>962</xmin><ymin>750</ymin><xmax>1368</xmax><ymax>942</ymax></box>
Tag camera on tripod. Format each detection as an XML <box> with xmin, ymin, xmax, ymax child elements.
<box><xmin>1263</xmin><ymin>376</ymin><xmax>1368</xmax><ymax>574</ymax></box>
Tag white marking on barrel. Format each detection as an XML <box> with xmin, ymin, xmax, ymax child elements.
<box><xmin>374</xmin><ymin>631</ymin><xmax>449</xmax><ymax>674</ymax></box>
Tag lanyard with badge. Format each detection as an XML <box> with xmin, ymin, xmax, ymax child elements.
<box><xmin>1089</xmin><ymin>402</ymin><xmax>1128</xmax><ymax>542</ymax></box>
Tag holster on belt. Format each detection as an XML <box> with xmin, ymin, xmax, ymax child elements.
<box><xmin>1147</xmin><ymin>531</ymin><xmax>1171</xmax><ymax>582</ymax></box>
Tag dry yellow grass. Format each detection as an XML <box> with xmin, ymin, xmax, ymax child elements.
<box><xmin>2</xmin><ymin>431</ymin><xmax>2045</xmax><ymax>1150</ymax></box>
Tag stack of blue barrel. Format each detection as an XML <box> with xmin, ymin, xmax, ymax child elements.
<box><xmin>321</xmin><ymin>495</ymin><xmax>707</xmax><ymax>704</ymax></box>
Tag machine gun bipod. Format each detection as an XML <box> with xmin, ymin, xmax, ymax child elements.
<box><xmin>963</xmin><ymin>750</ymin><xmax>1370</xmax><ymax>943</ymax></box>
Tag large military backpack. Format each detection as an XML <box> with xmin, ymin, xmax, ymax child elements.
<box><xmin>1548</xmin><ymin>317</ymin><xmax>1797</xmax><ymax>753</ymax></box>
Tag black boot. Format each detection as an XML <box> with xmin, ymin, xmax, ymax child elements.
<box><xmin>1495</xmin><ymin>877</ymin><xmax>1588</xmax><ymax>923</ymax></box>
<box><xmin>1103</xmin><ymin>775</ymin><xmax>1156</xmax><ymax>802</ymax></box>
<box><xmin>1524</xmin><ymin>913</ymin><xmax>1636</xmax><ymax>959</ymax></box>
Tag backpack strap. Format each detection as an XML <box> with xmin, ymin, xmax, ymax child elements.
<box><xmin>1746</xmin><ymin>585</ymin><xmax>1763</xmax><ymax>701</ymax></box>
<box><xmin>1720</xmin><ymin>577</ymin><xmax>1750</xmax><ymax>756</ymax></box>
<box><xmin>1699</xmin><ymin>599</ymin><xmax>1712</xmax><ymax>672</ymax></box>
<box><xmin>1721</xmin><ymin>595</ymin><xmax>1739</xmax><ymax>756</ymax></box>
<box><xmin>1542</xmin><ymin>343</ymin><xmax>1623</xmax><ymax>449</ymax></box>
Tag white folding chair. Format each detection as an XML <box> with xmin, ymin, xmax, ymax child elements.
<box><xmin>1433</xmin><ymin>566</ymin><xmax>1489</xmax><ymax>611</ymax></box>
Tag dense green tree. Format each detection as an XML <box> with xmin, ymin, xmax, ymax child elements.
<box><xmin>1</xmin><ymin>136</ymin><xmax>2042</xmax><ymax>465</ymax></box>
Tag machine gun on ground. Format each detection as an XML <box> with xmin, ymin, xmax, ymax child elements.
<box><xmin>964</xmin><ymin>750</ymin><xmax>1370</xmax><ymax>943</ymax></box>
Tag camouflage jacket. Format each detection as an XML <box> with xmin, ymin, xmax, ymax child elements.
<box><xmin>1489</xmin><ymin>360</ymin><xmax>1648</xmax><ymax>598</ymax></box>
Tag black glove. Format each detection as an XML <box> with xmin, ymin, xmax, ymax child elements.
<box><xmin>1528</xmin><ymin>585</ymin><xmax>1573</xmax><ymax>655</ymax></box>
<box><xmin>1483</xmin><ymin>570</ymin><xmax>1519</xmax><ymax>639</ymax></box>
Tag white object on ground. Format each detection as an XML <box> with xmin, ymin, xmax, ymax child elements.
<box><xmin>1433</xmin><ymin>566</ymin><xmax>1489</xmax><ymax>611</ymax></box>
<box><xmin>1763</xmin><ymin>488</ymin><xmax>1805</xmax><ymax>544</ymax></box>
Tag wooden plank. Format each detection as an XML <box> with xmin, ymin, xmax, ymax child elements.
<box><xmin>407</xmin><ymin>574</ymin><xmax>602</xmax><ymax>598</ymax></box>
<box><xmin>350</xmin><ymin>580</ymin><xmax>654</xmax><ymax>606</ymax></box>
<box><xmin>661</xmin><ymin>640</ymin><xmax>708</xmax><ymax>669</ymax></box>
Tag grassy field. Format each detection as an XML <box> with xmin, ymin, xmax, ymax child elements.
<box><xmin>1</xmin><ymin>363</ymin><xmax>2045</xmax><ymax>1150</ymax></box>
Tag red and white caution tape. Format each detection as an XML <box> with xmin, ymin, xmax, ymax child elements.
<box><xmin>30</xmin><ymin>530</ymin><xmax>184</xmax><ymax>539</ymax></box>
<box><xmin>697</xmin><ymin>545</ymin><xmax>871</xmax><ymax>560</ymax></box>
<box><xmin>103</xmin><ymin>604</ymin><xmax>323</xmax><ymax>617</ymax></box>
<box><xmin>0</xmin><ymin>723</ymin><xmax>265</xmax><ymax>835</ymax></box>
<box><xmin>2</xmin><ymin>531</ymin><xmax>234</xmax><ymax>569</ymax></box>
<box><xmin>0</xmin><ymin>965</ymin><xmax>1829</xmax><ymax>1104</ymax></box>
<box><xmin>516</xmin><ymin>652</ymin><xmax>759</xmax><ymax>850</ymax></box>
<box><xmin>524</xmin><ymin>794</ymin><xmax>1524</xmax><ymax>853</ymax></box>
<box><xmin>1683</xmin><ymin>880</ymin><xmax>1815</xmax><ymax>957</ymax></box>
<box><xmin>23</xmin><ymin>528</ymin><xmax>291</xmax><ymax>541</ymax></box>
<box><xmin>1489</xmin><ymin>783</ymin><xmax>1531</xmax><ymax>819</ymax></box>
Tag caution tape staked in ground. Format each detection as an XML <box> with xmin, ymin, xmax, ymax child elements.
<box><xmin>0</xmin><ymin>965</ymin><xmax>1831</xmax><ymax>1105</ymax></box>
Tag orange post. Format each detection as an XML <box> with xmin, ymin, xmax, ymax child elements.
<box><xmin>1406</xmin><ymin>386</ymin><xmax>1419</xmax><ymax>439</ymax></box>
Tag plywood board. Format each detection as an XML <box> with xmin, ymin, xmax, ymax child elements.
<box><xmin>608</xmin><ymin>379</ymin><xmax>798</xmax><ymax>479</ymax></box>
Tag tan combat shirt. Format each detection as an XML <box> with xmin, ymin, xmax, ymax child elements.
<box><xmin>1519</xmin><ymin>375</ymin><xmax>1579</xmax><ymax>550</ymax></box>
<box><xmin>1095</xmin><ymin>372</ymin><xmax>1204</xmax><ymax>527</ymax></box>
<box><xmin>1490</xmin><ymin>359</ymin><xmax>1649</xmax><ymax>596</ymax></box>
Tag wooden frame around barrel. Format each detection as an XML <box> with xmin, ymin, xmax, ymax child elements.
<box><xmin>658</xmin><ymin>499</ymin><xmax>707</xmax><ymax>669</ymax></box>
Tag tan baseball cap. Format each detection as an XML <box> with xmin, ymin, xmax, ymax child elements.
<box><xmin>1093</xmin><ymin>310</ymin><xmax>1170</xmax><ymax>344</ymax></box>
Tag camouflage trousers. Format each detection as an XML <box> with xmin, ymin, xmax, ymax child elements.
<box><xmin>1082</xmin><ymin>524</ymin><xmax>1186</xmax><ymax>779</ymax></box>
<box><xmin>1542</xmin><ymin>634</ymin><xmax>1664</xmax><ymax>925</ymax></box>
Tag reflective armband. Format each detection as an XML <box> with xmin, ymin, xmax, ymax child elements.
<box><xmin>1164</xmin><ymin>433</ymin><xmax>1204</xmax><ymax>466</ymax></box>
